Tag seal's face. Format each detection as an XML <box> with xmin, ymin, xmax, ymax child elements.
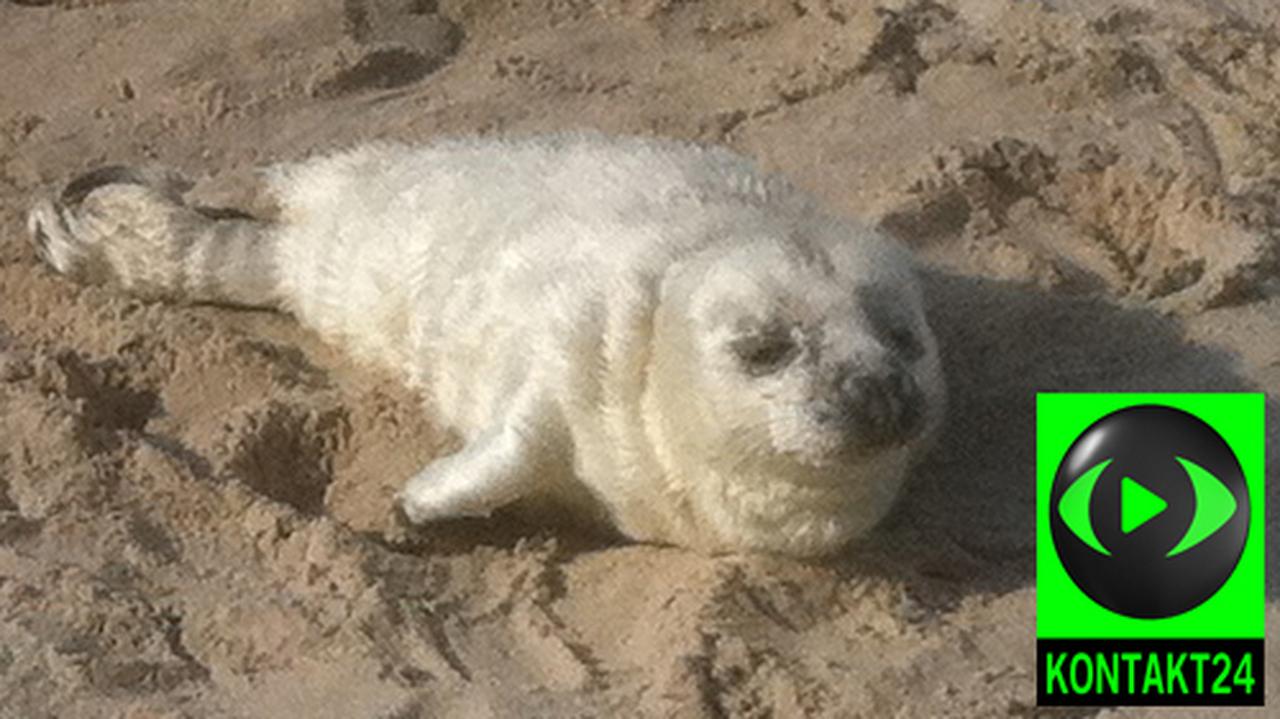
<box><xmin>657</xmin><ymin>231</ymin><xmax>942</xmax><ymax>475</ymax></box>
<box><xmin>719</xmin><ymin>288</ymin><xmax>930</xmax><ymax>466</ymax></box>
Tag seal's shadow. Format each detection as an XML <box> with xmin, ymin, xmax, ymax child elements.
<box><xmin>845</xmin><ymin>271</ymin><xmax>1276</xmax><ymax>604</ymax></box>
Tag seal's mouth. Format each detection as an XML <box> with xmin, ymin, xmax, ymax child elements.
<box><xmin>767</xmin><ymin>436</ymin><xmax>912</xmax><ymax>479</ymax></box>
<box><xmin>767</xmin><ymin>405</ymin><xmax>931</xmax><ymax>474</ymax></box>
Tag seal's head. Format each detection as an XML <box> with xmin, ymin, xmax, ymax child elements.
<box><xmin>647</xmin><ymin>219</ymin><xmax>944</xmax><ymax>555</ymax></box>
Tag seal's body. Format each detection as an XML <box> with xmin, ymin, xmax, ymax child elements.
<box><xmin>29</xmin><ymin>134</ymin><xmax>944</xmax><ymax>556</ymax></box>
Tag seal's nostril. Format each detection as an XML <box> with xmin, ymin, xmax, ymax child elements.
<box><xmin>893</xmin><ymin>370</ymin><xmax>909</xmax><ymax>397</ymax></box>
<box><xmin>838</xmin><ymin>371</ymin><xmax>860</xmax><ymax>401</ymax></box>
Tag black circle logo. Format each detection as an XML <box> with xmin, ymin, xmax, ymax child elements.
<box><xmin>1049</xmin><ymin>405</ymin><xmax>1249</xmax><ymax>618</ymax></box>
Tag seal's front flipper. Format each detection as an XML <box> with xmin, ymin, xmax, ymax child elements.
<box><xmin>397</xmin><ymin>390</ymin><xmax>556</xmax><ymax>523</ymax></box>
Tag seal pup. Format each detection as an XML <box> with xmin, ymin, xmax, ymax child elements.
<box><xmin>28</xmin><ymin>133</ymin><xmax>944</xmax><ymax>557</ymax></box>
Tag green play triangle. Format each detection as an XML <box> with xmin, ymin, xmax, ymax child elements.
<box><xmin>1121</xmin><ymin>477</ymin><xmax>1166</xmax><ymax>533</ymax></box>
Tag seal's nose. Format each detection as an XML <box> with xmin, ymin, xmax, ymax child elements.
<box><xmin>813</xmin><ymin>363</ymin><xmax>926</xmax><ymax>448</ymax></box>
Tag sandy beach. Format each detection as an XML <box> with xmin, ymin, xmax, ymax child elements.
<box><xmin>0</xmin><ymin>1</ymin><xmax>1276</xmax><ymax>716</ymax></box>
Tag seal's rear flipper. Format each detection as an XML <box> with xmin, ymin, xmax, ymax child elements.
<box><xmin>29</xmin><ymin>166</ymin><xmax>282</xmax><ymax>310</ymax></box>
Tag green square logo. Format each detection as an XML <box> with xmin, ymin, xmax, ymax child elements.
<box><xmin>1036</xmin><ymin>393</ymin><xmax>1265</xmax><ymax>706</ymax></box>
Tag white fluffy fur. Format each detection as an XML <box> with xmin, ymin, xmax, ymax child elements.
<box><xmin>34</xmin><ymin>133</ymin><xmax>945</xmax><ymax>556</ymax></box>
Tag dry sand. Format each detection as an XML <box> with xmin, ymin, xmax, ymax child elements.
<box><xmin>1</xmin><ymin>0</ymin><xmax>1277</xmax><ymax>716</ymax></box>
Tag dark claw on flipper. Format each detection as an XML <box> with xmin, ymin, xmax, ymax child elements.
<box><xmin>29</xmin><ymin>217</ymin><xmax>49</xmax><ymax>258</ymax></box>
<box><xmin>59</xmin><ymin>165</ymin><xmax>193</xmax><ymax>208</ymax></box>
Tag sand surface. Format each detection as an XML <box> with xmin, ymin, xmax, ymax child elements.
<box><xmin>1</xmin><ymin>1</ymin><xmax>1277</xmax><ymax>716</ymax></box>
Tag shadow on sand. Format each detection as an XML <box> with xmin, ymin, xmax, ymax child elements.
<box><xmin>845</xmin><ymin>270</ymin><xmax>1276</xmax><ymax>608</ymax></box>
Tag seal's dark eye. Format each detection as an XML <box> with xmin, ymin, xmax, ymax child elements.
<box><xmin>730</xmin><ymin>330</ymin><xmax>798</xmax><ymax>376</ymax></box>
<box><xmin>884</xmin><ymin>324</ymin><xmax>924</xmax><ymax>361</ymax></box>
